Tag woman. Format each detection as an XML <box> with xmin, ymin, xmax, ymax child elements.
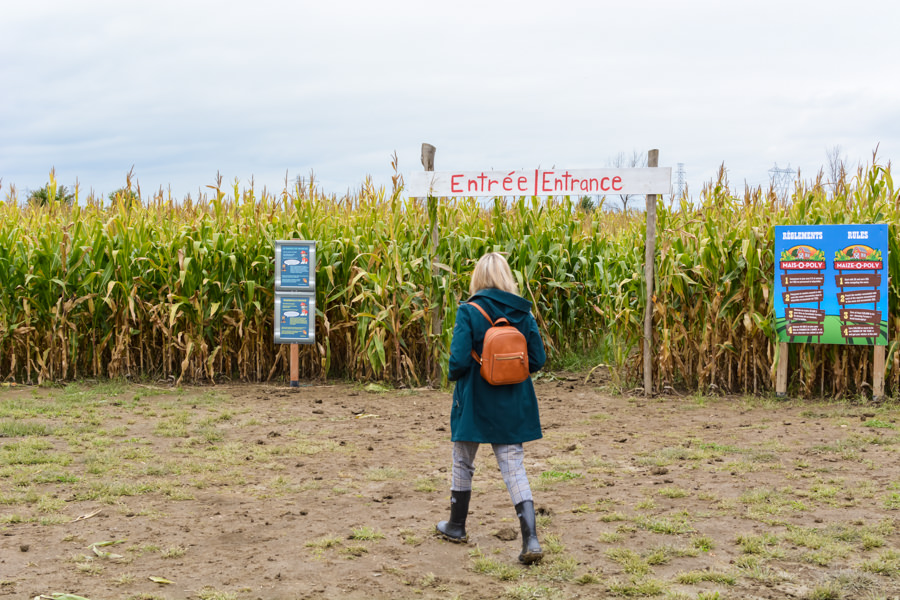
<box><xmin>436</xmin><ymin>252</ymin><xmax>547</xmax><ymax>564</ymax></box>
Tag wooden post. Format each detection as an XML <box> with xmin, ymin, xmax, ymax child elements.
<box><xmin>290</xmin><ymin>343</ymin><xmax>299</xmax><ymax>388</ymax></box>
<box><xmin>422</xmin><ymin>143</ymin><xmax>441</xmax><ymax>387</ymax></box>
<box><xmin>873</xmin><ymin>345</ymin><xmax>885</xmax><ymax>401</ymax></box>
<box><xmin>421</xmin><ymin>143</ymin><xmax>436</xmax><ymax>172</ymax></box>
<box><xmin>775</xmin><ymin>341</ymin><xmax>789</xmax><ymax>397</ymax></box>
<box><xmin>643</xmin><ymin>149</ymin><xmax>659</xmax><ymax>397</ymax></box>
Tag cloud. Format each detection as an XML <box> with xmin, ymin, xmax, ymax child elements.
<box><xmin>2</xmin><ymin>1</ymin><xmax>900</xmax><ymax>199</ymax></box>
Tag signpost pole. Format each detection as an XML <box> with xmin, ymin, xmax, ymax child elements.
<box><xmin>873</xmin><ymin>346</ymin><xmax>885</xmax><ymax>401</ymax></box>
<box><xmin>776</xmin><ymin>342</ymin><xmax>788</xmax><ymax>397</ymax></box>
<box><xmin>290</xmin><ymin>343</ymin><xmax>299</xmax><ymax>388</ymax></box>
<box><xmin>422</xmin><ymin>143</ymin><xmax>440</xmax><ymax>387</ymax></box>
<box><xmin>643</xmin><ymin>149</ymin><xmax>659</xmax><ymax>397</ymax></box>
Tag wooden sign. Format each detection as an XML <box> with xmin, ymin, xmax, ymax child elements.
<box><xmin>782</xmin><ymin>274</ymin><xmax>825</xmax><ymax>286</ymax></box>
<box><xmin>786</xmin><ymin>307</ymin><xmax>826</xmax><ymax>322</ymax></box>
<box><xmin>787</xmin><ymin>324</ymin><xmax>825</xmax><ymax>336</ymax></box>
<box><xmin>841</xmin><ymin>325</ymin><xmax>880</xmax><ymax>338</ymax></box>
<box><xmin>837</xmin><ymin>290</ymin><xmax>881</xmax><ymax>305</ymax></box>
<box><xmin>835</xmin><ymin>274</ymin><xmax>881</xmax><ymax>287</ymax></box>
<box><xmin>840</xmin><ymin>309</ymin><xmax>882</xmax><ymax>323</ymax></box>
<box><xmin>407</xmin><ymin>168</ymin><xmax>672</xmax><ymax>197</ymax></box>
<box><xmin>783</xmin><ymin>289</ymin><xmax>824</xmax><ymax>304</ymax></box>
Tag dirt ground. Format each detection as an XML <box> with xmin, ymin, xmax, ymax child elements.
<box><xmin>2</xmin><ymin>371</ymin><xmax>900</xmax><ymax>600</ymax></box>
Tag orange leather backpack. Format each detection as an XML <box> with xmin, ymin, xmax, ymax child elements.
<box><xmin>467</xmin><ymin>302</ymin><xmax>530</xmax><ymax>385</ymax></box>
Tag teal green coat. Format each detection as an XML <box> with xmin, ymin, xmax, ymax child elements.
<box><xmin>448</xmin><ymin>288</ymin><xmax>546</xmax><ymax>444</ymax></box>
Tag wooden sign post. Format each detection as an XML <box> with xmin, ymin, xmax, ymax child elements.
<box><xmin>407</xmin><ymin>154</ymin><xmax>671</xmax><ymax>394</ymax></box>
<box><xmin>644</xmin><ymin>149</ymin><xmax>659</xmax><ymax>397</ymax></box>
<box><xmin>290</xmin><ymin>344</ymin><xmax>299</xmax><ymax>387</ymax></box>
<box><xmin>421</xmin><ymin>143</ymin><xmax>440</xmax><ymax>387</ymax></box>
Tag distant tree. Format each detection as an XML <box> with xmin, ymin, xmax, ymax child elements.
<box><xmin>108</xmin><ymin>187</ymin><xmax>141</xmax><ymax>208</ymax></box>
<box><xmin>607</xmin><ymin>149</ymin><xmax>647</xmax><ymax>212</ymax></box>
<box><xmin>28</xmin><ymin>184</ymin><xmax>75</xmax><ymax>206</ymax></box>
<box><xmin>578</xmin><ymin>195</ymin><xmax>595</xmax><ymax>212</ymax></box>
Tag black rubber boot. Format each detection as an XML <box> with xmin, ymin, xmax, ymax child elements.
<box><xmin>436</xmin><ymin>490</ymin><xmax>470</xmax><ymax>543</ymax></box>
<box><xmin>516</xmin><ymin>500</ymin><xmax>543</xmax><ymax>564</ymax></box>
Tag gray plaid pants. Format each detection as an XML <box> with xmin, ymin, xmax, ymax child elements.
<box><xmin>451</xmin><ymin>441</ymin><xmax>533</xmax><ymax>505</ymax></box>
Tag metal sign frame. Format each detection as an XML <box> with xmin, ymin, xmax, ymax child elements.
<box><xmin>274</xmin><ymin>240</ymin><xmax>316</xmax><ymax>291</ymax></box>
<box><xmin>274</xmin><ymin>292</ymin><xmax>316</xmax><ymax>345</ymax></box>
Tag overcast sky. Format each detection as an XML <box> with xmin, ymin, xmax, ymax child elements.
<box><xmin>3</xmin><ymin>1</ymin><xmax>899</xmax><ymax>202</ymax></box>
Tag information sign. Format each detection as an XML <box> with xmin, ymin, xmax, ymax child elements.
<box><xmin>774</xmin><ymin>224</ymin><xmax>888</xmax><ymax>345</ymax></box>
<box><xmin>275</xmin><ymin>240</ymin><xmax>316</xmax><ymax>291</ymax></box>
<box><xmin>274</xmin><ymin>292</ymin><xmax>316</xmax><ymax>344</ymax></box>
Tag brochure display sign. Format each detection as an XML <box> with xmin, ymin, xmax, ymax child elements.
<box><xmin>274</xmin><ymin>240</ymin><xmax>317</xmax><ymax>346</ymax></box>
<box><xmin>274</xmin><ymin>292</ymin><xmax>316</xmax><ymax>344</ymax></box>
<box><xmin>774</xmin><ymin>225</ymin><xmax>888</xmax><ymax>346</ymax></box>
<box><xmin>275</xmin><ymin>240</ymin><xmax>316</xmax><ymax>291</ymax></box>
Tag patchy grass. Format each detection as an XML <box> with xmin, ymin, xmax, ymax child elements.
<box><xmin>413</xmin><ymin>476</ymin><xmax>442</xmax><ymax>492</ymax></box>
<box><xmin>470</xmin><ymin>548</ymin><xmax>524</xmax><ymax>581</ymax></box>
<box><xmin>735</xmin><ymin>532</ymin><xmax>783</xmax><ymax>557</ymax></box>
<box><xmin>673</xmin><ymin>570</ymin><xmax>736</xmax><ymax>585</ymax></box>
<box><xmin>859</xmin><ymin>548</ymin><xmax>900</xmax><ymax>577</ymax></box>
<box><xmin>196</xmin><ymin>588</ymin><xmax>238</xmax><ymax>600</ymax></box>
<box><xmin>349</xmin><ymin>525</ymin><xmax>384</xmax><ymax>541</ymax></box>
<box><xmin>605</xmin><ymin>548</ymin><xmax>652</xmax><ymax>576</ymax></box>
<box><xmin>533</xmin><ymin>470</ymin><xmax>583</xmax><ymax>491</ymax></box>
<box><xmin>365</xmin><ymin>466</ymin><xmax>407</xmax><ymax>481</ymax></box>
<box><xmin>656</xmin><ymin>486</ymin><xmax>690</xmax><ymax>499</ymax></box>
<box><xmin>0</xmin><ymin>420</ymin><xmax>52</xmax><ymax>437</ymax></box>
<box><xmin>305</xmin><ymin>535</ymin><xmax>342</xmax><ymax>549</ymax></box>
<box><xmin>606</xmin><ymin>576</ymin><xmax>665</xmax><ymax>597</ymax></box>
<box><xmin>633</xmin><ymin>514</ymin><xmax>694</xmax><ymax>535</ymax></box>
<box><xmin>4</xmin><ymin>382</ymin><xmax>900</xmax><ymax>600</ymax></box>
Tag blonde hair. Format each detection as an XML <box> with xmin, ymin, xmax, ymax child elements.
<box><xmin>469</xmin><ymin>252</ymin><xmax>519</xmax><ymax>296</ymax></box>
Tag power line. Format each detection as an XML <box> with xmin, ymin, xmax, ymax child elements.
<box><xmin>673</xmin><ymin>163</ymin><xmax>686</xmax><ymax>200</ymax></box>
<box><xmin>768</xmin><ymin>163</ymin><xmax>796</xmax><ymax>197</ymax></box>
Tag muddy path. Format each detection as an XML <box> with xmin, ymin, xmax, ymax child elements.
<box><xmin>2</xmin><ymin>374</ymin><xmax>899</xmax><ymax>599</ymax></box>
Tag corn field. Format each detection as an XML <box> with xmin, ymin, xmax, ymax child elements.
<box><xmin>0</xmin><ymin>160</ymin><xmax>897</xmax><ymax>397</ymax></box>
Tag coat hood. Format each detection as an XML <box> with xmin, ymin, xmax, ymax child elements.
<box><xmin>464</xmin><ymin>288</ymin><xmax>533</xmax><ymax>324</ymax></box>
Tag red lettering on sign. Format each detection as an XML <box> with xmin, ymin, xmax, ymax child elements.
<box><xmin>612</xmin><ymin>176</ymin><xmax>623</xmax><ymax>191</ymax></box>
<box><xmin>518</xmin><ymin>176</ymin><xmax>529</xmax><ymax>192</ymax></box>
<box><xmin>451</xmin><ymin>174</ymin><xmax>463</xmax><ymax>193</ymax></box>
<box><xmin>541</xmin><ymin>171</ymin><xmax>553</xmax><ymax>193</ymax></box>
<box><xmin>502</xmin><ymin>172</ymin><xmax>514</xmax><ymax>192</ymax></box>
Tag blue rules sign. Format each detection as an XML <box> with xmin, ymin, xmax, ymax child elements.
<box><xmin>774</xmin><ymin>224</ymin><xmax>888</xmax><ymax>346</ymax></box>
<box><xmin>274</xmin><ymin>292</ymin><xmax>316</xmax><ymax>344</ymax></box>
<box><xmin>275</xmin><ymin>240</ymin><xmax>316</xmax><ymax>291</ymax></box>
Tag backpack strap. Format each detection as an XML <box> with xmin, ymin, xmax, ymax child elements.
<box><xmin>466</xmin><ymin>301</ymin><xmax>494</xmax><ymax>326</ymax></box>
<box><xmin>466</xmin><ymin>301</ymin><xmax>493</xmax><ymax>365</ymax></box>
